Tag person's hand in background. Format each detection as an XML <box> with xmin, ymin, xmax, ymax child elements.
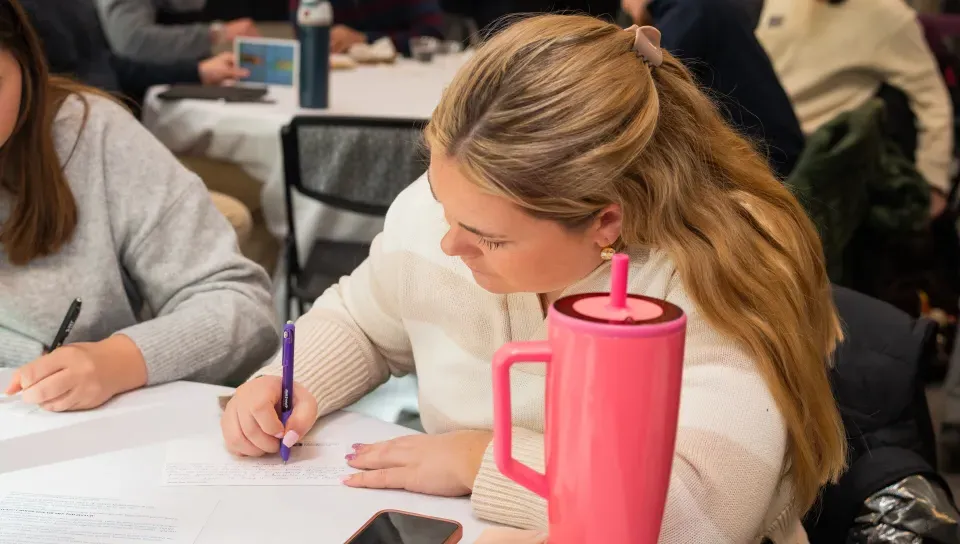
<box><xmin>198</xmin><ymin>52</ymin><xmax>249</xmax><ymax>85</ymax></box>
<box><xmin>343</xmin><ymin>430</ymin><xmax>492</xmax><ymax>496</ymax></box>
<box><xmin>218</xmin><ymin>18</ymin><xmax>260</xmax><ymax>45</ymax></box>
<box><xmin>331</xmin><ymin>25</ymin><xmax>367</xmax><ymax>54</ymax></box>
<box><xmin>4</xmin><ymin>335</ymin><xmax>147</xmax><ymax>412</ymax></box>
<box><xmin>475</xmin><ymin>528</ymin><xmax>549</xmax><ymax>543</ymax></box>
<box><xmin>621</xmin><ymin>0</ymin><xmax>653</xmax><ymax>24</ymax></box>
<box><xmin>221</xmin><ymin>376</ymin><xmax>319</xmax><ymax>457</ymax></box>
<box><xmin>931</xmin><ymin>187</ymin><xmax>948</xmax><ymax>218</ymax></box>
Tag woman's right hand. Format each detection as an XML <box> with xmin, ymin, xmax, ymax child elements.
<box><xmin>221</xmin><ymin>376</ymin><xmax>318</xmax><ymax>457</ymax></box>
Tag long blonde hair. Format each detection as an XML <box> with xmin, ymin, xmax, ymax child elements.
<box><xmin>426</xmin><ymin>14</ymin><xmax>846</xmax><ymax>512</ymax></box>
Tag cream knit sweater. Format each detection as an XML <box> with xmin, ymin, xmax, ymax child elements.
<box><xmin>757</xmin><ymin>0</ymin><xmax>953</xmax><ymax>192</ymax></box>
<box><xmin>257</xmin><ymin>176</ymin><xmax>803</xmax><ymax>542</ymax></box>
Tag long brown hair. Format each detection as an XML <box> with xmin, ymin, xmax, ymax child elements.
<box><xmin>426</xmin><ymin>15</ymin><xmax>846</xmax><ymax>512</ymax></box>
<box><xmin>0</xmin><ymin>0</ymin><xmax>103</xmax><ymax>265</ymax></box>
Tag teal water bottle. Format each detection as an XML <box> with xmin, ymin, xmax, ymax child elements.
<box><xmin>297</xmin><ymin>0</ymin><xmax>331</xmax><ymax>109</ymax></box>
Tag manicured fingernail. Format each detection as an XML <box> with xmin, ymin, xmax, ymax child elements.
<box><xmin>282</xmin><ymin>430</ymin><xmax>300</xmax><ymax>448</ymax></box>
<box><xmin>273</xmin><ymin>432</ymin><xmax>285</xmax><ymax>439</ymax></box>
<box><xmin>341</xmin><ymin>475</ymin><xmax>353</xmax><ymax>484</ymax></box>
<box><xmin>352</xmin><ymin>443</ymin><xmax>365</xmax><ymax>451</ymax></box>
<box><xmin>345</xmin><ymin>453</ymin><xmax>356</xmax><ymax>461</ymax></box>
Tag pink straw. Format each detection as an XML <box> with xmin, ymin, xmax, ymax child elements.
<box><xmin>609</xmin><ymin>253</ymin><xmax>628</xmax><ymax>310</ymax></box>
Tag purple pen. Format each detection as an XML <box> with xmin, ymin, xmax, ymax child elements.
<box><xmin>280</xmin><ymin>321</ymin><xmax>295</xmax><ymax>463</ymax></box>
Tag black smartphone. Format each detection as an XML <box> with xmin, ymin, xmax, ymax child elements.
<box><xmin>344</xmin><ymin>510</ymin><xmax>463</xmax><ymax>544</ymax></box>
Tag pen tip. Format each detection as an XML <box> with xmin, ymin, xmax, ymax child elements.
<box><xmin>286</xmin><ymin>320</ymin><xmax>294</xmax><ymax>325</ymax></box>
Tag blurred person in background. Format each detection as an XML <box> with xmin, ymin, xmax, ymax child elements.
<box><xmin>440</xmin><ymin>0</ymin><xmax>620</xmax><ymax>37</ymax></box>
<box><xmin>289</xmin><ymin>0</ymin><xmax>443</xmax><ymax>56</ymax></box>
<box><xmin>200</xmin><ymin>0</ymin><xmax>289</xmax><ymax>21</ymax></box>
<box><xmin>757</xmin><ymin>0</ymin><xmax>954</xmax><ymax>216</ymax></box>
<box><xmin>96</xmin><ymin>0</ymin><xmax>260</xmax><ymax>63</ymax></box>
<box><xmin>621</xmin><ymin>0</ymin><xmax>805</xmax><ymax>179</ymax></box>
<box><xmin>21</xmin><ymin>0</ymin><xmax>256</xmax><ymax>245</ymax></box>
<box><xmin>23</xmin><ymin>0</ymin><xmax>247</xmax><ymax>105</ymax></box>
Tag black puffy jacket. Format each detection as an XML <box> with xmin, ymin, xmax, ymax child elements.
<box><xmin>803</xmin><ymin>286</ymin><xmax>949</xmax><ymax>541</ymax></box>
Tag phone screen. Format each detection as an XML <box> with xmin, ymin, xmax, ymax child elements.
<box><xmin>346</xmin><ymin>511</ymin><xmax>461</xmax><ymax>544</ymax></box>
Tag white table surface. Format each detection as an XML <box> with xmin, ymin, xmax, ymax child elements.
<box><xmin>0</xmin><ymin>380</ymin><xmax>493</xmax><ymax>543</ymax></box>
<box><xmin>142</xmin><ymin>54</ymin><xmax>471</xmax><ymax>254</ymax></box>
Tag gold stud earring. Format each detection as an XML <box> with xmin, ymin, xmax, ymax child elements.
<box><xmin>600</xmin><ymin>246</ymin><xmax>615</xmax><ymax>261</ymax></box>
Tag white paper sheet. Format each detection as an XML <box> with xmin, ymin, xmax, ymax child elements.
<box><xmin>0</xmin><ymin>395</ymin><xmax>41</xmax><ymax>415</ymax></box>
<box><xmin>0</xmin><ymin>381</ymin><xmax>223</xmax><ymax>442</ymax></box>
<box><xmin>0</xmin><ymin>394</ymin><xmax>159</xmax><ymax>442</ymax></box>
<box><xmin>0</xmin><ymin>491</ymin><xmax>217</xmax><ymax>544</ymax></box>
<box><xmin>163</xmin><ymin>435</ymin><xmax>357</xmax><ymax>486</ymax></box>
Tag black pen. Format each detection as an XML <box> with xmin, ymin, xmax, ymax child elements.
<box><xmin>49</xmin><ymin>298</ymin><xmax>82</xmax><ymax>351</ymax></box>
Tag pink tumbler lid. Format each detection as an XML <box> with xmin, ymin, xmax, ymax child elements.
<box><xmin>570</xmin><ymin>253</ymin><xmax>664</xmax><ymax>323</ymax></box>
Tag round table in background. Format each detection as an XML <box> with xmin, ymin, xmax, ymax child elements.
<box><xmin>142</xmin><ymin>54</ymin><xmax>471</xmax><ymax>253</ymax></box>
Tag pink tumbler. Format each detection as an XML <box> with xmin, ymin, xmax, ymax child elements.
<box><xmin>492</xmin><ymin>254</ymin><xmax>687</xmax><ymax>543</ymax></box>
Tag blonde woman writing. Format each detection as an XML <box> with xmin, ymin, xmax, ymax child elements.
<box><xmin>222</xmin><ymin>15</ymin><xmax>846</xmax><ymax>541</ymax></box>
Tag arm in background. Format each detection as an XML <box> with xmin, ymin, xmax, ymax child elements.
<box><xmin>96</xmin><ymin>0</ymin><xmax>213</xmax><ymax>63</ymax></box>
<box><xmin>881</xmin><ymin>15</ymin><xmax>955</xmax><ymax>193</ymax></box>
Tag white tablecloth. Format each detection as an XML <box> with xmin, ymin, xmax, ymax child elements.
<box><xmin>142</xmin><ymin>54</ymin><xmax>471</xmax><ymax>260</ymax></box>
<box><xmin>0</xmin><ymin>380</ymin><xmax>493</xmax><ymax>542</ymax></box>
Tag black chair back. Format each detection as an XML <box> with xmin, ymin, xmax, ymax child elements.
<box><xmin>280</xmin><ymin>116</ymin><xmax>427</xmax><ymax>318</ymax></box>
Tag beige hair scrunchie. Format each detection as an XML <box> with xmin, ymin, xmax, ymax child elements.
<box><xmin>625</xmin><ymin>24</ymin><xmax>663</xmax><ymax>67</ymax></box>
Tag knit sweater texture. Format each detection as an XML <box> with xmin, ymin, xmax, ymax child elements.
<box><xmin>0</xmin><ymin>94</ymin><xmax>279</xmax><ymax>385</ymax></box>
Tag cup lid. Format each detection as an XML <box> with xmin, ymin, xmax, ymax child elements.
<box><xmin>571</xmin><ymin>294</ymin><xmax>664</xmax><ymax>322</ymax></box>
<box><xmin>552</xmin><ymin>252</ymin><xmax>679</xmax><ymax>325</ymax></box>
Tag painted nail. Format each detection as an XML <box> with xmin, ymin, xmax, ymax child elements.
<box><xmin>273</xmin><ymin>432</ymin><xmax>285</xmax><ymax>439</ymax></box>
<box><xmin>352</xmin><ymin>443</ymin><xmax>365</xmax><ymax>451</ymax></box>
<box><xmin>282</xmin><ymin>430</ymin><xmax>300</xmax><ymax>448</ymax></box>
<box><xmin>345</xmin><ymin>453</ymin><xmax>356</xmax><ymax>461</ymax></box>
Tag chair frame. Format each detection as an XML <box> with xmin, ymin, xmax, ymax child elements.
<box><xmin>280</xmin><ymin>115</ymin><xmax>427</xmax><ymax>320</ymax></box>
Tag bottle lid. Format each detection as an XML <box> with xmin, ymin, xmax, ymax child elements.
<box><xmin>570</xmin><ymin>253</ymin><xmax>664</xmax><ymax>322</ymax></box>
<box><xmin>298</xmin><ymin>0</ymin><xmax>332</xmax><ymax>25</ymax></box>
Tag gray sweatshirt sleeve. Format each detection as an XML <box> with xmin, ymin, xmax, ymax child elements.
<box><xmin>0</xmin><ymin>326</ymin><xmax>43</xmax><ymax>370</ymax></box>
<box><xmin>96</xmin><ymin>0</ymin><xmax>213</xmax><ymax>63</ymax></box>
<box><xmin>89</xmin><ymin>97</ymin><xmax>279</xmax><ymax>385</ymax></box>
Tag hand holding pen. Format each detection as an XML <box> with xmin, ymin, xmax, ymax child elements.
<box><xmin>220</xmin><ymin>320</ymin><xmax>319</xmax><ymax>459</ymax></box>
<box><xmin>5</xmin><ymin>298</ymin><xmax>149</xmax><ymax>411</ymax></box>
<box><xmin>4</xmin><ymin>297</ymin><xmax>83</xmax><ymax>400</ymax></box>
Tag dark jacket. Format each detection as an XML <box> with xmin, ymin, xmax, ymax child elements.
<box><xmin>646</xmin><ymin>0</ymin><xmax>805</xmax><ymax>179</ymax></box>
<box><xmin>786</xmin><ymin>99</ymin><xmax>930</xmax><ymax>283</ymax></box>
<box><xmin>804</xmin><ymin>286</ymin><xmax>951</xmax><ymax>542</ymax></box>
<box><xmin>21</xmin><ymin>0</ymin><xmax>199</xmax><ymax>102</ymax></box>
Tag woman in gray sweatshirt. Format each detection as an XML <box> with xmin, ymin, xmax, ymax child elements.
<box><xmin>0</xmin><ymin>0</ymin><xmax>279</xmax><ymax>411</ymax></box>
